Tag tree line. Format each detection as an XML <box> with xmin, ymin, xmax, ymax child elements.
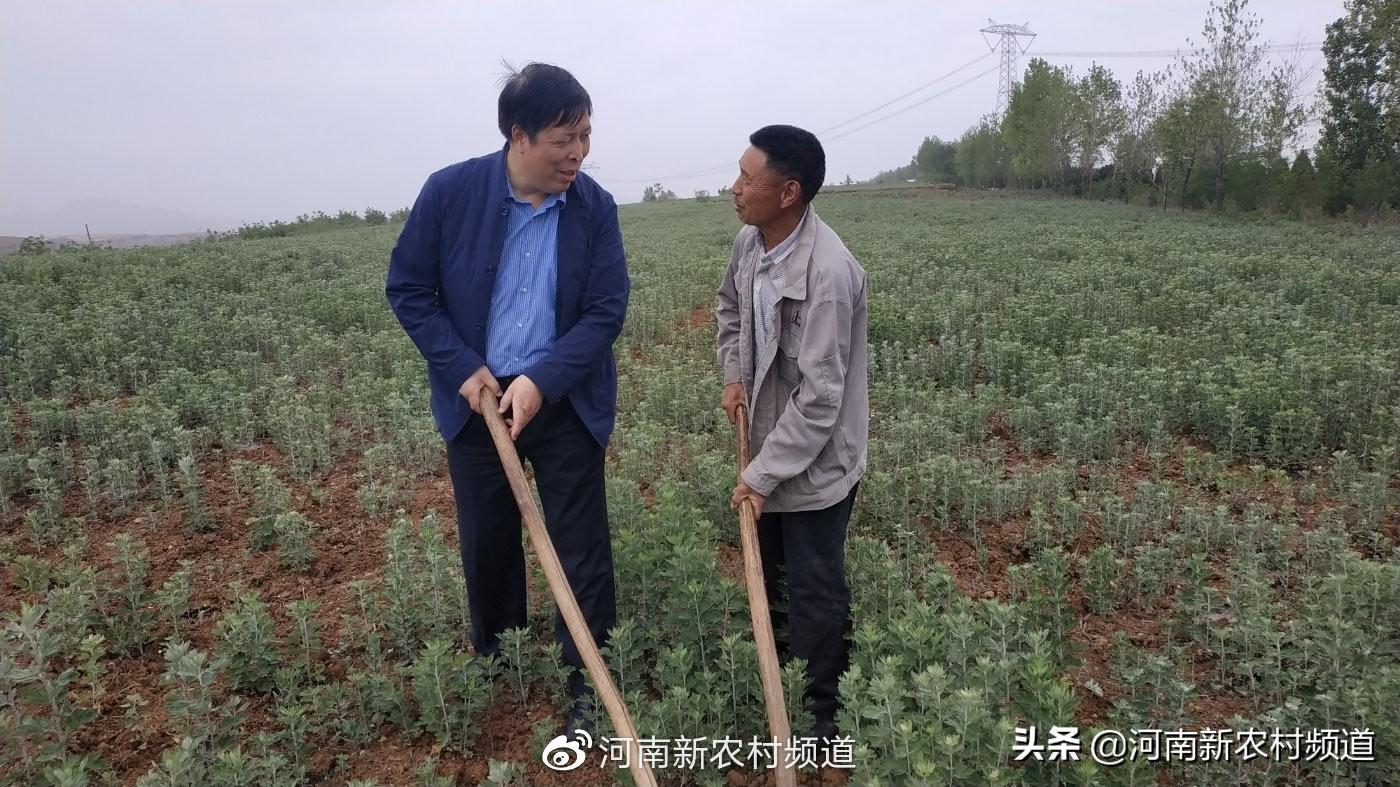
<box><xmin>8</xmin><ymin>208</ymin><xmax>412</xmax><ymax>256</ymax></box>
<box><xmin>901</xmin><ymin>0</ymin><xmax>1398</xmax><ymax>222</ymax></box>
<box><xmin>232</xmin><ymin>207</ymin><xmax>408</xmax><ymax>240</ymax></box>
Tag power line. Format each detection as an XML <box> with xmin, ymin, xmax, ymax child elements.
<box><xmin>822</xmin><ymin>65</ymin><xmax>1000</xmax><ymax>144</ymax></box>
<box><xmin>1027</xmin><ymin>41</ymin><xmax>1322</xmax><ymax>58</ymax></box>
<box><xmin>816</xmin><ymin>51</ymin><xmax>995</xmax><ymax>135</ymax></box>
<box><xmin>609</xmin><ymin>53</ymin><xmax>1000</xmax><ymax>184</ymax></box>
<box><xmin>608</xmin><ymin>161</ymin><xmax>732</xmax><ymax>185</ymax></box>
<box><xmin>608</xmin><ymin>39</ymin><xmax>1329</xmax><ymax>188</ymax></box>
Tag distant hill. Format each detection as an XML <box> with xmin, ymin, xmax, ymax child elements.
<box><xmin>0</xmin><ymin>232</ymin><xmax>207</xmax><ymax>257</ymax></box>
<box><xmin>0</xmin><ymin>197</ymin><xmax>225</xmax><ymax>239</ymax></box>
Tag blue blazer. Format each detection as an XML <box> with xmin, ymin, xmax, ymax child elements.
<box><xmin>386</xmin><ymin>146</ymin><xmax>630</xmax><ymax>446</ymax></box>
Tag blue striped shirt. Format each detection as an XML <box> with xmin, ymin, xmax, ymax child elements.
<box><xmin>486</xmin><ymin>188</ymin><xmax>565</xmax><ymax>376</ymax></box>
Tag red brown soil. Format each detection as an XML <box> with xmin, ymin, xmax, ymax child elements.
<box><xmin>3</xmin><ymin>340</ymin><xmax>848</xmax><ymax>786</ymax></box>
<box><xmin>716</xmin><ymin>542</ymin><xmax>745</xmax><ymax>584</ymax></box>
<box><xmin>906</xmin><ymin>410</ymin><xmax>1390</xmax><ymax>735</ymax></box>
<box><xmin>6</xmin><ymin>320</ymin><xmax>1395</xmax><ymax>783</ymax></box>
<box><xmin>684</xmin><ymin>305</ymin><xmax>714</xmax><ymax>331</ymax></box>
<box><xmin>3</xmin><ymin>437</ymin><xmax>482</xmax><ymax>785</ymax></box>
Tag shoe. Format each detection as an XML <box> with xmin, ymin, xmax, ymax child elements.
<box><xmin>560</xmin><ymin>689</ymin><xmax>596</xmax><ymax>739</ymax></box>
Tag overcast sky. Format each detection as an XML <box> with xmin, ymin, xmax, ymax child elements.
<box><xmin>1</xmin><ymin>1</ymin><xmax>1342</xmax><ymax>237</ymax></box>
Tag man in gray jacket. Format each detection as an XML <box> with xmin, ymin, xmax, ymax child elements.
<box><xmin>716</xmin><ymin>124</ymin><xmax>869</xmax><ymax>740</ymax></box>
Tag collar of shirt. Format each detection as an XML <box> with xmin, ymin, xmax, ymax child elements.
<box><xmin>753</xmin><ymin>204</ymin><xmax>811</xmax><ymax>267</ymax></box>
<box><xmin>506</xmin><ymin>183</ymin><xmax>567</xmax><ymax>215</ymax></box>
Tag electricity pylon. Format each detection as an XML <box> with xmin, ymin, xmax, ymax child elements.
<box><xmin>980</xmin><ymin>20</ymin><xmax>1036</xmax><ymax>118</ymax></box>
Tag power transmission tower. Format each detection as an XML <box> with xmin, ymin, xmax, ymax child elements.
<box><xmin>980</xmin><ymin>20</ymin><xmax>1036</xmax><ymax>118</ymax></box>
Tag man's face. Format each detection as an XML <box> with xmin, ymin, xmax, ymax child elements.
<box><xmin>731</xmin><ymin>146</ymin><xmax>797</xmax><ymax>226</ymax></box>
<box><xmin>511</xmin><ymin>114</ymin><xmax>591</xmax><ymax>195</ymax></box>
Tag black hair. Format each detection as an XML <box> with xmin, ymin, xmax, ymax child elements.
<box><xmin>749</xmin><ymin>124</ymin><xmax>825</xmax><ymax>204</ymax></box>
<box><xmin>497</xmin><ymin>62</ymin><xmax>592</xmax><ymax>141</ymax></box>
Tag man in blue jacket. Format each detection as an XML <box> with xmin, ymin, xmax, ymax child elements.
<box><xmin>386</xmin><ymin>63</ymin><xmax>628</xmax><ymax>732</ymax></box>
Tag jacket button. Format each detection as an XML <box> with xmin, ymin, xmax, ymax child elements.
<box><xmin>474</xmin><ymin>323</ymin><xmax>484</xmax><ymax>332</ymax></box>
<box><xmin>500</xmin><ymin>207</ymin><xmax>509</xmax><ymax>216</ymax></box>
<box><xmin>487</xmin><ymin>266</ymin><xmax>495</xmax><ymax>275</ymax></box>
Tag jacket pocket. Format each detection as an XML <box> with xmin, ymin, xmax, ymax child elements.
<box><xmin>776</xmin><ymin>322</ymin><xmax>802</xmax><ymax>383</ymax></box>
<box><xmin>777</xmin><ymin>346</ymin><xmax>801</xmax><ymax>386</ymax></box>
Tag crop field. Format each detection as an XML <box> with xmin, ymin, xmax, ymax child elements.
<box><xmin>2</xmin><ymin>189</ymin><xmax>1399</xmax><ymax>786</ymax></box>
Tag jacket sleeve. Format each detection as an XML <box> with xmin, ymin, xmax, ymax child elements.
<box><xmin>525</xmin><ymin>197</ymin><xmax>630</xmax><ymax>403</ymax></box>
<box><xmin>741</xmin><ymin>277</ymin><xmax>859</xmax><ymax>497</ymax></box>
<box><xmin>385</xmin><ymin>172</ymin><xmax>486</xmax><ymax>390</ymax></box>
<box><xmin>715</xmin><ymin>236</ymin><xmax>744</xmax><ymax>386</ymax></box>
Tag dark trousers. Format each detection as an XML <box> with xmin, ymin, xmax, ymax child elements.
<box><xmin>756</xmin><ymin>483</ymin><xmax>858</xmax><ymax>723</ymax></box>
<box><xmin>444</xmin><ymin>389</ymin><xmax>616</xmax><ymax>695</ymax></box>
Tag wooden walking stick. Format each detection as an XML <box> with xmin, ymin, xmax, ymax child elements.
<box><xmin>735</xmin><ymin>402</ymin><xmax>797</xmax><ymax>787</ymax></box>
<box><xmin>479</xmin><ymin>390</ymin><xmax>657</xmax><ymax>787</ymax></box>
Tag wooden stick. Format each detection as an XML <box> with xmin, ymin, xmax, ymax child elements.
<box><xmin>735</xmin><ymin>403</ymin><xmax>797</xmax><ymax>787</ymax></box>
<box><xmin>479</xmin><ymin>390</ymin><xmax>656</xmax><ymax>787</ymax></box>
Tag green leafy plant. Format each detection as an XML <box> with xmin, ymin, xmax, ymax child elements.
<box><xmin>105</xmin><ymin>534</ymin><xmax>155</xmax><ymax>653</ymax></box>
<box><xmin>159</xmin><ymin>640</ymin><xmax>243</xmax><ymax>756</ymax></box>
<box><xmin>214</xmin><ymin>593</ymin><xmax>280</xmax><ymax>694</ymax></box>
<box><xmin>177</xmin><ymin>454</ymin><xmax>215</xmax><ymax>532</ymax></box>
<box><xmin>407</xmin><ymin>639</ymin><xmax>492</xmax><ymax>752</ymax></box>
<box><xmin>154</xmin><ymin>560</ymin><xmax>196</xmax><ymax>641</ymax></box>
<box><xmin>0</xmin><ymin>605</ymin><xmax>99</xmax><ymax>781</ymax></box>
<box><xmin>271</xmin><ymin>512</ymin><xmax>316</xmax><ymax>571</ymax></box>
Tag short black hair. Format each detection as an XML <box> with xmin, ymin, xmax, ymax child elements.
<box><xmin>749</xmin><ymin>125</ymin><xmax>825</xmax><ymax>204</ymax></box>
<box><xmin>497</xmin><ymin>62</ymin><xmax>592</xmax><ymax>141</ymax></box>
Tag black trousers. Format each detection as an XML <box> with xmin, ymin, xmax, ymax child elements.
<box><xmin>444</xmin><ymin>388</ymin><xmax>616</xmax><ymax>695</ymax></box>
<box><xmin>756</xmin><ymin>483</ymin><xmax>858</xmax><ymax>724</ymax></box>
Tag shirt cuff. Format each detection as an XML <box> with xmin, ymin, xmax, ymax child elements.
<box><xmin>741</xmin><ymin>464</ymin><xmax>777</xmax><ymax>497</ymax></box>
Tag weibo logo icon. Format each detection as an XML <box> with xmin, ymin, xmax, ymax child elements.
<box><xmin>541</xmin><ymin>729</ymin><xmax>593</xmax><ymax>771</ymax></box>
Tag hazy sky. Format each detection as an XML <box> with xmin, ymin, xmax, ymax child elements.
<box><xmin>1</xmin><ymin>1</ymin><xmax>1342</xmax><ymax>236</ymax></box>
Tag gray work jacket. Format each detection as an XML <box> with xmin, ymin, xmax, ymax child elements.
<box><xmin>716</xmin><ymin>209</ymin><xmax>869</xmax><ymax>513</ymax></box>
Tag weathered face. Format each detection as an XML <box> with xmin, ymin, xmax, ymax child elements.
<box><xmin>731</xmin><ymin>145</ymin><xmax>800</xmax><ymax>227</ymax></box>
<box><xmin>510</xmin><ymin>114</ymin><xmax>592</xmax><ymax>195</ymax></box>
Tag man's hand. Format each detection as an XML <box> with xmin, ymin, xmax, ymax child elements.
<box><xmin>722</xmin><ymin>382</ymin><xmax>746</xmax><ymax>425</ymax></box>
<box><xmin>459</xmin><ymin>366</ymin><xmax>501</xmax><ymax>415</ymax></box>
<box><xmin>730</xmin><ymin>479</ymin><xmax>766</xmax><ymax>518</ymax></box>
<box><xmin>498</xmin><ymin>375</ymin><xmax>544</xmax><ymax>441</ymax></box>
